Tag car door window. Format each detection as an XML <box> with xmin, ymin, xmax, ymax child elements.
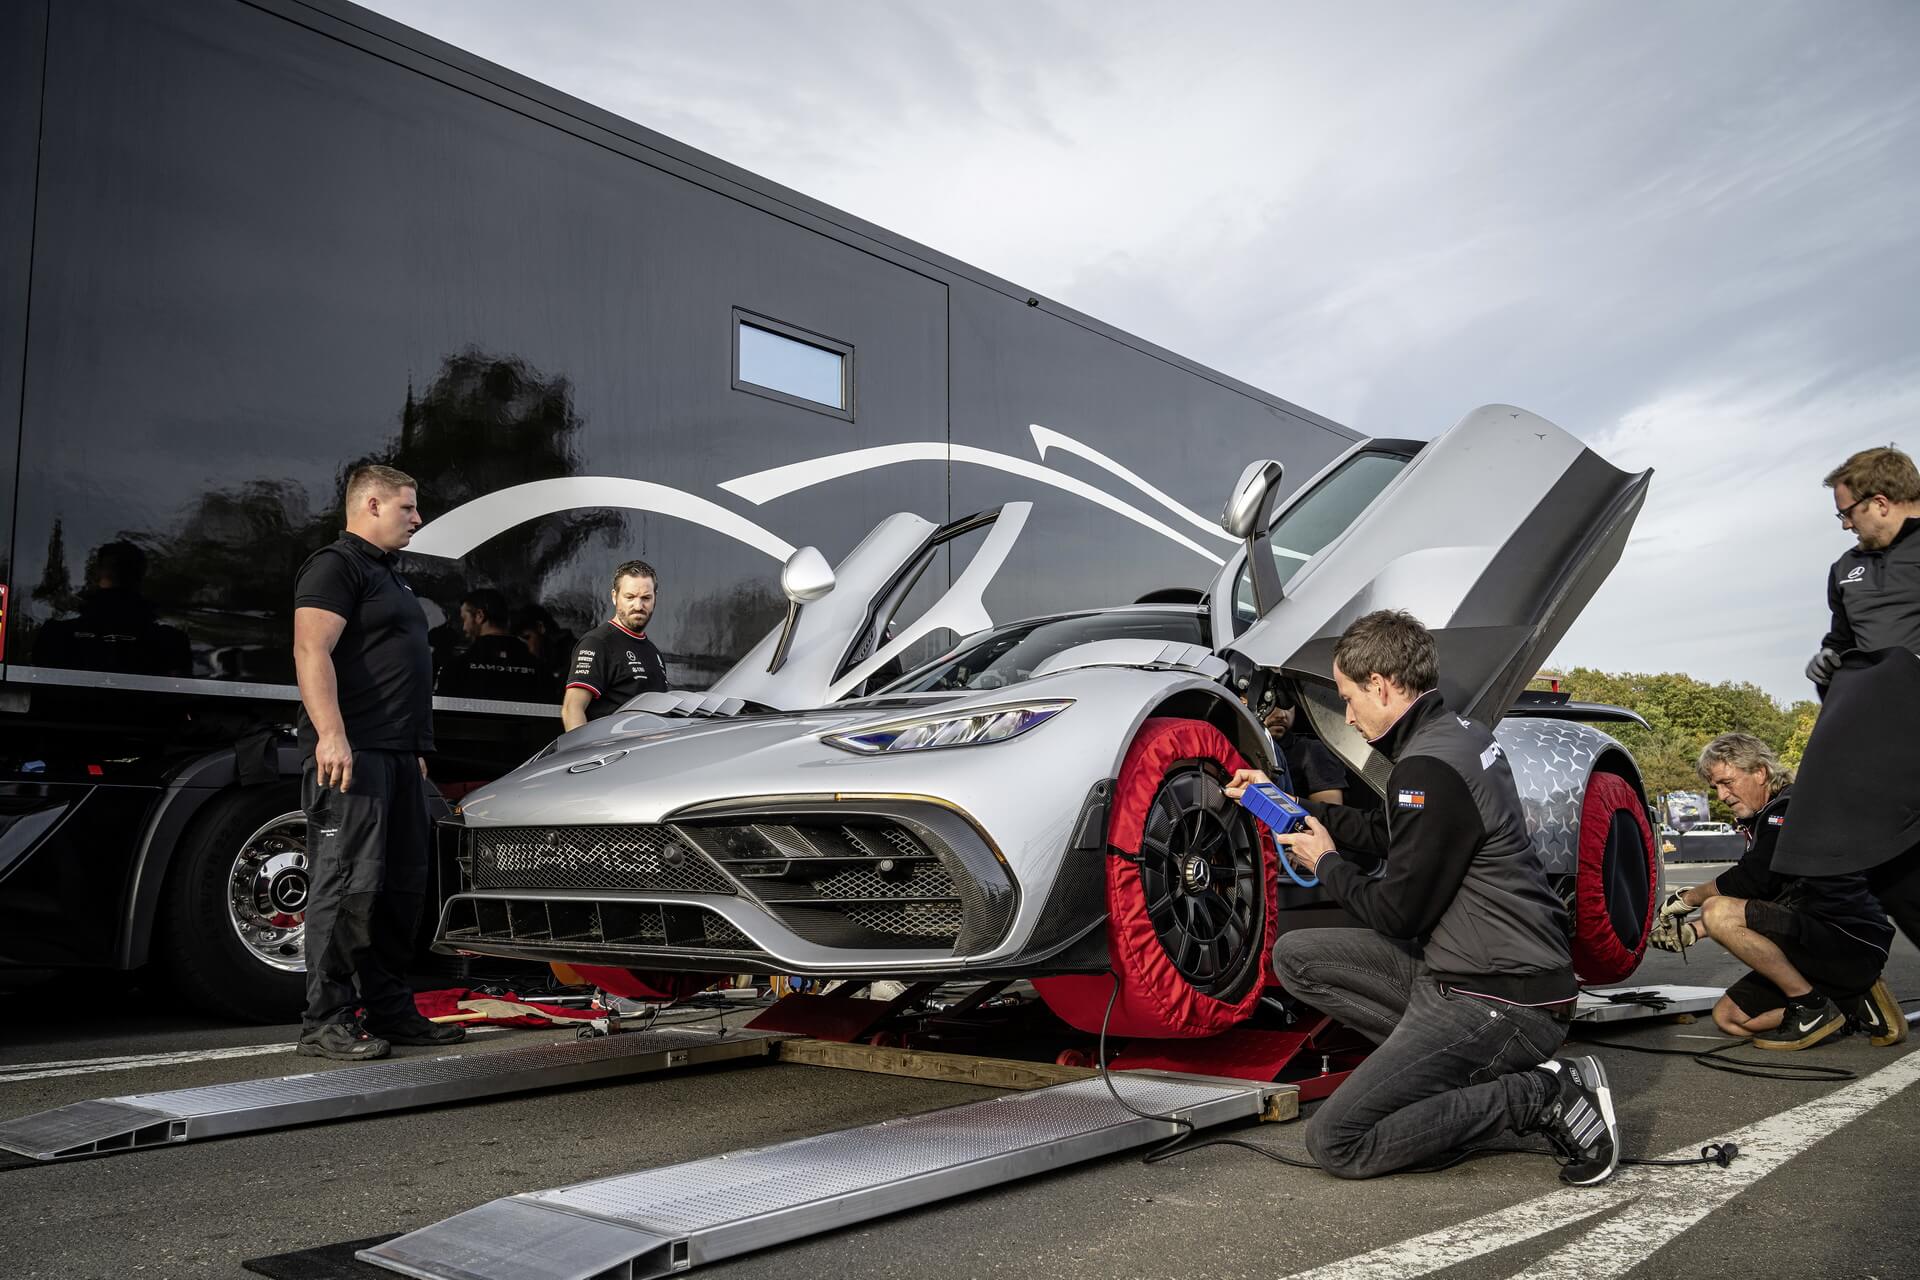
<box><xmin>1232</xmin><ymin>451</ymin><xmax>1411</xmax><ymax>632</ymax></box>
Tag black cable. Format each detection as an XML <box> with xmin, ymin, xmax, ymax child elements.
<box><xmin>1583</xmin><ymin>1034</ymin><xmax>1855</xmax><ymax>1083</ymax></box>
<box><xmin>1092</xmin><ymin>973</ymin><xmax>1197</xmax><ymax>1161</ymax></box>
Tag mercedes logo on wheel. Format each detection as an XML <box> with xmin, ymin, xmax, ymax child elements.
<box><xmin>270</xmin><ymin>872</ymin><xmax>309</xmax><ymax>912</ymax></box>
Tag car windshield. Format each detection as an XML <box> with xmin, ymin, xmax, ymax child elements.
<box><xmin>878</xmin><ymin>610</ymin><xmax>1206</xmax><ymax>694</ymax></box>
<box><xmin>1232</xmin><ymin>449</ymin><xmax>1412</xmax><ymax>629</ymax></box>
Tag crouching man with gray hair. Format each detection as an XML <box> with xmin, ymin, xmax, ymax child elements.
<box><xmin>1228</xmin><ymin>610</ymin><xmax>1619</xmax><ymax>1185</ymax></box>
<box><xmin>1655</xmin><ymin>732</ymin><xmax>1905</xmax><ymax>1049</ymax></box>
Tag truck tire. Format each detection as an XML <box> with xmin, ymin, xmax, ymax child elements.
<box><xmin>159</xmin><ymin>784</ymin><xmax>309</xmax><ymax>1023</ymax></box>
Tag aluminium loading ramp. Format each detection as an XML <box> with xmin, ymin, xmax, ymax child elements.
<box><xmin>0</xmin><ymin>1028</ymin><xmax>785</xmax><ymax>1163</ymax></box>
<box><xmin>360</xmin><ymin>1071</ymin><xmax>1286</xmax><ymax>1280</ymax></box>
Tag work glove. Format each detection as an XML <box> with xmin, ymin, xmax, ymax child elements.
<box><xmin>1658</xmin><ymin>889</ymin><xmax>1692</xmax><ymax>922</ymax></box>
<box><xmin>1805</xmin><ymin>647</ymin><xmax>1840</xmax><ymax>686</ymax></box>
<box><xmin>1648</xmin><ymin>914</ymin><xmax>1701</xmax><ymax>953</ymax></box>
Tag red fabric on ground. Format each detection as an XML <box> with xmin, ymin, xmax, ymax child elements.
<box><xmin>1034</xmin><ymin>717</ymin><xmax>1279</xmax><ymax>1039</ymax></box>
<box><xmin>1572</xmin><ymin>771</ymin><xmax>1657</xmax><ymax>983</ymax></box>
<box><xmin>568</xmin><ymin>966</ymin><xmax>713</xmax><ymax>1002</ymax></box>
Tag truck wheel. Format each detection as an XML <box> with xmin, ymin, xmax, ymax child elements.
<box><xmin>1570</xmin><ymin>771</ymin><xmax>1658</xmax><ymax>984</ymax></box>
<box><xmin>1034</xmin><ymin>717</ymin><xmax>1278</xmax><ymax>1039</ymax></box>
<box><xmin>159</xmin><ymin>784</ymin><xmax>309</xmax><ymax>1023</ymax></box>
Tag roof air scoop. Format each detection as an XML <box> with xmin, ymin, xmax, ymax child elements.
<box><xmin>1221</xmin><ymin>459</ymin><xmax>1286</xmax><ymax>615</ymax></box>
<box><xmin>767</xmin><ymin>546</ymin><xmax>835</xmax><ymax>674</ymax></box>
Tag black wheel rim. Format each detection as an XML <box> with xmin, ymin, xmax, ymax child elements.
<box><xmin>1136</xmin><ymin>764</ymin><xmax>1264</xmax><ymax>998</ymax></box>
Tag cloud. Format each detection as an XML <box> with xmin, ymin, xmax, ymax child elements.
<box><xmin>365</xmin><ymin>0</ymin><xmax>1920</xmax><ymax>700</ymax></box>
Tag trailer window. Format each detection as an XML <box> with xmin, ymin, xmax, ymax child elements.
<box><xmin>734</xmin><ymin>311</ymin><xmax>852</xmax><ymax>418</ymax></box>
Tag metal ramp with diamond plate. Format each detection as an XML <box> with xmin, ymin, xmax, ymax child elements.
<box><xmin>0</xmin><ymin>1028</ymin><xmax>785</xmax><ymax>1162</ymax></box>
<box><xmin>359</xmin><ymin>1072</ymin><xmax>1284</xmax><ymax>1280</ymax></box>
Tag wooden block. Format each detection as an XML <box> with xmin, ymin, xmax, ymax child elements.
<box><xmin>775</xmin><ymin>1038</ymin><xmax>1099</xmax><ymax>1090</ymax></box>
<box><xmin>1260</xmin><ymin>1088</ymin><xmax>1300</xmax><ymax>1124</ymax></box>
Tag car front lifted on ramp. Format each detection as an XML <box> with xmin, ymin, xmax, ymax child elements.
<box><xmin>359</xmin><ymin>1072</ymin><xmax>1286</xmax><ymax>1280</ymax></box>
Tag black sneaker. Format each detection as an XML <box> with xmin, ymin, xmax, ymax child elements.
<box><xmin>1845</xmin><ymin>980</ymin><xmax>1909</xmax><ymax>1048</ymax></box>
<box><xmin>297</xmin><ymin>1022</ymin><xmax>391</xmax><ymax>1061</ymax></box>
<box><xmin>363</xmin><ymin>1011</ymin><xmax>467</xmax><ymax>1046</ymax></box>
<box><xmin>1752</xmin><ymin>995</ymin><xmax>1846</xmax><ymax>1051</ymax></box>
<box><xmin>1534</xmin><ymin>1055</ymin><xmax>1620</xmax><ymax>1186</ymax></box>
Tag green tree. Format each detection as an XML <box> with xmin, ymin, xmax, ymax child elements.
<box><xmin>1545</xmin><ymin>668</ymin><xmax>1805</xmax><ymax>821</ymax></box>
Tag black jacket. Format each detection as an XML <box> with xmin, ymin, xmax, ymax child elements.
<box><xmin>1307</xmin><ymin>690</ymin><xmax>1574</xmax><ymax>1004</ymax></box>
<box><xmin>1720</xmin><ymin>786</ymin><xmax>1891</xmax><ymax>943</ymax></box>
<box><xmin>1822</xmin><ymin>516</ymin><xmax>1920</xmax><ymax>673</ymax></box>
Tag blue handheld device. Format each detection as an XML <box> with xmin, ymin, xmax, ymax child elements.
<box><xmin>1236</xmin><ymin>781</ymin><xmax>1320</xmax><ymax>888</ymax></box>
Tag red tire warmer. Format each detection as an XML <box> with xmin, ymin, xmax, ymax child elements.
<box><xmin>1033</xmin><ymin>718</ymin><xmax>1280</xmax><ymax>1039</ymax></box>
<box><xmin>1572</xmin><ymin>772</ymin><xmax>1658</xmax><ymax>984</ymax></box>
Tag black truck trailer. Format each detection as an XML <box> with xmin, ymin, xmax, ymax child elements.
<box><xmin>0</xmin><ymin>0</ymin><xmax>1359</xmax><ymax>1020</ymax></box>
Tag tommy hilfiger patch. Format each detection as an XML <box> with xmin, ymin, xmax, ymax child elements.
<box><xmin>1396</xmin><ymin>789</ymin><xmax>1427</xmax><ymax>810</ymax></box>
<box><xmin>1768</xmin><ymin>814</ymin><xmax>1785</xmax><ymax>826</ymax></box>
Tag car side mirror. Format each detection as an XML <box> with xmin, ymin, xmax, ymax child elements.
<box><xmin>1222</xmin><ymin>459</ymin><xmax>1289</xmax><ymax>615</ymax></box>
<box><xmin>1221</xmin><ymin>460</ymin><xmax>1284</xmax><ymax>538</ymax></box>
<box><xmin>780</xmin><ymin>546</ymin><xmax>835</xmax><ymax>604</ymax></box>
<box><xmin>769</xmin><ymin>546</ymin><xmax>835</xmax><ymax>674</ymax></box>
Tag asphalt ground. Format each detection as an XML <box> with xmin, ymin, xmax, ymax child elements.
<box><xmin>3</xmin><ymin>862</ymin><xmax>1917</xmax><ymax>1280</ymax></box>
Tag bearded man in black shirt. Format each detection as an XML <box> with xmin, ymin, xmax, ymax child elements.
<box><xmin>291</xmin><ymin>464</ymin><xmax>462</xmax><ymax>1060</ymax></box>
<box><xmin>562</xmin><ymin>559</ymin><xmax>670</xmax><ymax>730</ymax></box>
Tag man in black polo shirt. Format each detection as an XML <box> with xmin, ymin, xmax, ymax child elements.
<box><xmin>1228</xmin><ymin>611</ymin><xmax>1619</xmax><ymax>1185</ymax></box>
<box><xmin>562</xmin><ymin>559</ymin><xmax>669</xmax><ymax>730</ymax></box>
<box><xmin>291</xmin><ymin>464</ymin><xmax>462</xmax><ymax>1060</ymax></box>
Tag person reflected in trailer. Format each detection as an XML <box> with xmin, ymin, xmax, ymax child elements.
<box><xmin>511</xmin><ymin>603</ymin><xmax>575</xmax><ymax>693</ymax></box>
<box><xmin>435</xmin><ymin>587</ymin><xmax>550</xmax><ymax>703</ymax></box>
<box><xmin>34</xmin><ymin>540</ymin><xmax>193</xmax><ymax>677</ymax></box>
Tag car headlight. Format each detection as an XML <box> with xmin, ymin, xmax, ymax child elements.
<box><xmin>823</xmin><ymin>700</ymin><xmax>1072</xmax><ymax>755</ymax></box>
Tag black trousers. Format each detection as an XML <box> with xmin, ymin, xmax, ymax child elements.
<box><xmin>1272</xmin><ymin>929</ymin><xmax>1565</xmax><ymax>1178</ymax></box>
<box><xmin>302</xmin><ymin>749</ymin><xmax>430</xmax><ymax>1031</ymax></box>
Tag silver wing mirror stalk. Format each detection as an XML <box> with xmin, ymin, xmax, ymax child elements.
<box><xmin>1221</xmin><ymin>459</ymin><xmax>1287</xmax><ymax>615</ymax></box>
<box><xmin>767</xmin><ymin>546</ymin><xmax>836</xmax><ymax>674</ymax></box>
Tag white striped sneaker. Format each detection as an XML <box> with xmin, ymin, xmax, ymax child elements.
<box><xmin>1535</xmin><ymin>1055</ymin><xmax>1619</xmax><ymax>1185</ymax></box>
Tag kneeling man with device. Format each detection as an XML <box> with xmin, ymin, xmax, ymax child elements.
<box><xmin>1227</xmin><ymin>609</ymin><xmax>1621</xmax><ymax>1184</ymax></box>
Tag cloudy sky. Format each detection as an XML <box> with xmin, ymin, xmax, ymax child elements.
<box><xmin>366</xmin><ymin>0</ymin><xmax>1918</xmax><ymax>704</ymax></box>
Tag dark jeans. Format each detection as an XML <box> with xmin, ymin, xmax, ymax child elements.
<box><xmin>1272</xmin><ymin>929</ymin><xmax>1566</xmax><ymax>1179</ymax></box>
<box><xmin>302</xmin><ymin>749</ymin><xmax>430</xmax><ymax>1031</ymax></box>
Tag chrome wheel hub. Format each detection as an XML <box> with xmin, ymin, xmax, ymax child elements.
<box><xmin>227</xmin><ymin>811</ymin><xmax>309</xmax><ymax>973</ymax></box>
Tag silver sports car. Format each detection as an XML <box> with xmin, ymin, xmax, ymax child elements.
<box><xmin>436</xmin><ymin>405</ymin><xmax>1660</xmax><ymax>1039</ymax></box>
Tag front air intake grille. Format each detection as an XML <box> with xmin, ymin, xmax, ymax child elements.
<box><xmin>469</xmin><ymin>825</ymin><xmax>736</xmax><ymax>895</ymax></box>
<box><xmin>439</xmin><ymin>895</ymin><xmax>769</xmax><ymax>961</ymax></box>
<box><xmin>677</xmin><ymin>813</ymin><xmax>1005</xmax><ymax>950</ymax></box>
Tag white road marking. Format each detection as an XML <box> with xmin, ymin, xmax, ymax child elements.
<box><xmin>1280</xmin><ymin>1048</ymin><xmax>1920</xmax><ymax>1280</ymax></box>
<box><xmin>0</xmin><ymin>1027</ymin><xmax>507</xmax><ymax>1083</ymax></box>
